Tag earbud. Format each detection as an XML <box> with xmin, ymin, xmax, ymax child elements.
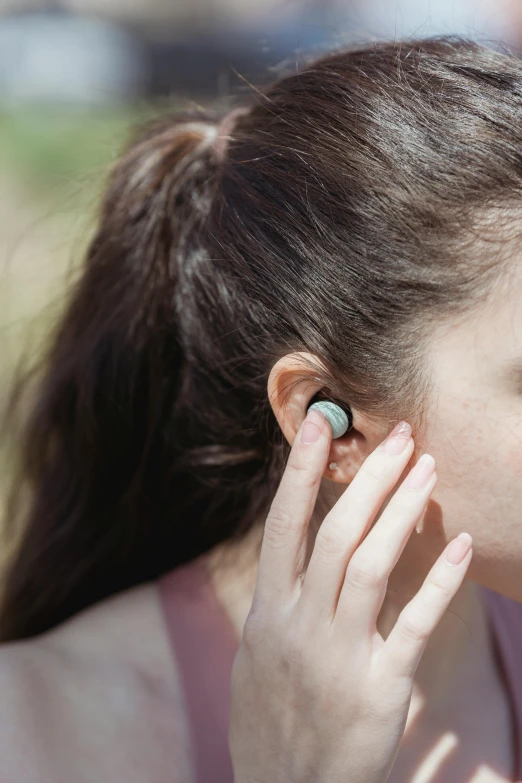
<box><xmin>307</xmin><ymin>400</ymin><xmax>352</xmax><ymax>439</ymax></box>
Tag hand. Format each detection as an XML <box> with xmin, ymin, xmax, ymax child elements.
<box><xmin>228</xmin><ymin>410</ymin><xmax>473</xmax><ymax>783</ymax></box>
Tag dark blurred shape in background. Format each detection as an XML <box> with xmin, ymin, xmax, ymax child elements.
<box><xmin>0</xmin><ymin>0</ymin><xmax>342</xmax><ymax>103</ymax></box>
<box><xmin>1</xmin><ymin>0</ymin><xmax>517</xmax><ymax>105</ymax></box>
<box><xmin>0</xmin><ymin>8</ymin><xmax>146</xmax><ymax>106</ymax></box>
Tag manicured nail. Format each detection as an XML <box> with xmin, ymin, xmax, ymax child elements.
<box><xmin>406</xmin><ymin>454</ymin><xmax>436</xmax><ymax>489</ymax></box>
<box><xmin>381</xmin><ymin>421</ymin><xmax>412</xmax><ymax>456</ymax></box>
<box><xmin>445</xmin><ymin>533</ymin><xmax>473</xmax><ymax>566</ymax></box>
<box><xmin>301</xmin><ymin>409</ymin><xmax>325</xmax><ymax>445</ymax></box>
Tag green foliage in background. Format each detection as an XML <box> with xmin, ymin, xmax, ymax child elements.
<box><xmin>0</xmin><ymin>102</ymin><xmax>162</xmax><ymax>208</ymax></box>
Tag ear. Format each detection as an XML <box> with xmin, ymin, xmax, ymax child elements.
<box><xmin>267</xmin><ymin>351</ymin><xmax>387</xmax><ymax>484</ymax></box>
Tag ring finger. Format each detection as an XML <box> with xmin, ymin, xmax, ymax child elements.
<box><xmin>298</xmin><ymin>424</ymin><xmax>415</xmax><ymax>621</ymax></box>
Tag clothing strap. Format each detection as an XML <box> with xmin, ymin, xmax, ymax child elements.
<box><xmin>157</xmin><ymin>556</ymin><xmax>240</xmax><ymax>783</ymax></box>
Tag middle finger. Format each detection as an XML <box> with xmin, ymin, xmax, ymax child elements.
<box><xmin>298</xmin><ymin>422</ymin><xmax>414</xmax><ymax>622</ymax></box>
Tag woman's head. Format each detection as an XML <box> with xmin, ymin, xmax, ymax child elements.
<box><xmin>2</xmin><ymin>34</ymin><xmax>522</xmax><ymax>641</ymax></box>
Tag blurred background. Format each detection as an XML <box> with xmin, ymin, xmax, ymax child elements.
<box><xmin>0</xmin><ymin>0</ymin><xmax>521</xmax><ymax>534</ymax></box>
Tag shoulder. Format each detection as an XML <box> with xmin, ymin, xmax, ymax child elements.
<box><xmin>0</xmin><ymin>580</ymin><xmax>193</xmax><ymax>782</ymax></box>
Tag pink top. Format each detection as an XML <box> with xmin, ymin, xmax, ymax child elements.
<box><xmin>157</xmin><ymin>556</ymin><xmax>522</xmax><ymax>782</ymax></box>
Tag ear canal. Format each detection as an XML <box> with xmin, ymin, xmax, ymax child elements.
<box><xmin>307</xmin><ymin>400</ymin><xmax>352</xmax><ymax>439</ymax></box>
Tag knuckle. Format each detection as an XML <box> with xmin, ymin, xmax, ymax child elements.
<box><xmin>345</xmin><ymin>551</ymin><xmax>384</xmax><ymax>590</ymax></box>
<box><xmin>264</xmin><ymin>505</ymin><xmax>298</xmax><ymax>548</ymax></box>
<box><xmin>313</xmin><ymin>521</ymin><xmax>347</xmax><ymax>560</ymax></box>
<box><xmin>398</xmin><ymin>611</ymin><xmax>430</xmax><ymax>644</ymax></box>
<box><xmin>383</xmin><ymin>495</ymin><xmax>421</xmax><ymax>532</ymax></box>
<box><xmin>425</xmin><ymin>575</ymin><xmax>453</xmax><ymax>603</ymax></box>
<box><xmin>357</xmin><ymin>460</ymin><xmax>384</xmax><ymax>487</ymax></box>
<box><xmin>281</xmin><ymin>622</ymin><xmax>309</xmax><ymax>668</ymax></box>
<box><xmin>286</xmin><ymin>459</ymin><xmax>321</xmax><ymax>491</ymax></box>
<box><xmin>388</xmin><ymin>490</ymin><xmax>416</xmax><ymax>516</ymax></box>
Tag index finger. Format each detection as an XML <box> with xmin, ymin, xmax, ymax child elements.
<box><xmin>254</xmin><ymin>409</ymin><xmax>332</xmax><ymax>606</ymax></box>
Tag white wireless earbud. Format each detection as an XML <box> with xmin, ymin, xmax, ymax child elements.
<box><xmin>307</xmin><ymin>400</ymin><xmax>351</xmax><ymax>439</ymax></box>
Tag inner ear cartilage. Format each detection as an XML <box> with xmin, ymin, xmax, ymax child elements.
<box><xmin>307</xmin><ymin>400</ymin><xmax>351</xmax><ymax>439</ymax></box>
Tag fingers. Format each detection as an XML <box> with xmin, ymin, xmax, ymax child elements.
<box><xmin>335</xmin><ymin>456</ymin><xmax>438</xmax><ymax>637</ymax></box>
<box><xmin>298</xmin><ymin>423</ymin><xmax>414</xmax><ymax>622</ymax></box>
<box><xmin>254</xmin><ymin>409</ymin><xmax>332</xmax><ymax>607</ymax></box>
<box><xmin>378</xmin><ymin>533</ymin><xmax>473</xmax><ymax>681</ymax></box>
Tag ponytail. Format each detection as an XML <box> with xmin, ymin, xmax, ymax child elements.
<box><xmin>0</xmin><ymin>103</ymin><xmax>279</xmax><ymax>641</ymax></box>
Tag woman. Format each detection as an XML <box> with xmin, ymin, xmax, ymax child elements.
<box><xmin>0</xmin><ymin>33</ymin><xmax>521</xmax><ymax>781</ymax></box>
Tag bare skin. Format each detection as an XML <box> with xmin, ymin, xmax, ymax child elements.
<box><xmin>209</xmin><ymin>264</ymin><xmax>522</xmax><ymax>780</ymax></box>
<box><xmin>207</xmin><ymin>512</ymin><xmax>516</xmax><ymax>782</ymax></box>
<box><xmin>0</xmin><ymin>262</ymin><xmax>521</xmax><ymax>780</ymax></box>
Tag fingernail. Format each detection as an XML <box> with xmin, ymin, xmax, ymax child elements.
<box><xmin>445</xmin><ymin>533</ymin><xmax>473</xmax><ymax>566</ymax></box>
<box><xmin>406</xmin><ymin>454</ymin><xmax>436</xmax><ymax>489</ymax></box>
<box><xmin>381</xmin><ymin>421</ymin><xmax>412</xmax><ymax>456</ymax></box>
<box><xmin>301</xmin><ymin>409</ymin><xmax>325</xmax><ymax>445</ymax></box>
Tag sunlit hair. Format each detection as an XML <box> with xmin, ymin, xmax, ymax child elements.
<box><xmin>2</xmin><ymin>35</ymin><xmax>522</xmax><ymax>640</ymax></box>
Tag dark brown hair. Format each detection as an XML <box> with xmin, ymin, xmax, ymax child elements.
<box><xmin>2</xmin><ymin>34</ymin><xmax>522</xmax><ymax>641</ymax></box>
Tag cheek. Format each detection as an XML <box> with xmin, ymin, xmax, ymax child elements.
<box><xmin>505</xmin><ymin>439</ymin><xmax>522</xmax><ymax>479</ymax></box>
<box><xmin>425</xmin><ymin>393</ymin><xmax>522</xmax><ymax>511</ymax></box>
<box><xmin>421</xmin><ymin>416</ymin><xmax>499</xmax><ymax>539</ymax></box>
<box><xmin>422</xmin><ymin>401</ymin><xmax>522</xmax><ymax>596</ymax></box>
<box><xmin>487</xmin><ymin>408</ymin><xmax>522</xmax><ymax>486</ymax></box>
<box><xmin>439</xmin><ymin>399</ymin><xmax>516</xmax><ymax>485</ymax></box>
